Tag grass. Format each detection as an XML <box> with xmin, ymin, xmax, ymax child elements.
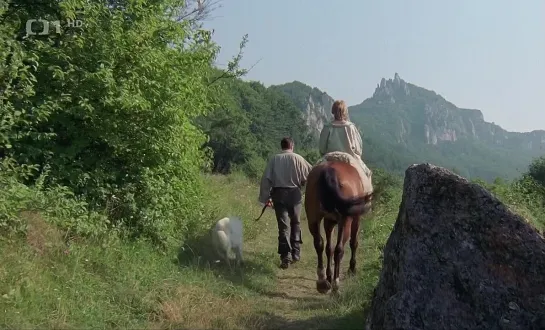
<box><xmin>0</xmin><ymin>171</ymin><xmax>402</xmax><ymax>329</ymax></box>
<box><xmin>2</xmin><ymin>168</ymin><xmax>545</xmax><ymax>329</ymax></box>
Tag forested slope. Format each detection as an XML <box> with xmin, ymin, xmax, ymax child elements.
<box><xmin>196</xmin><ymin>78</ymin><xmax>319</xmax><ymax>179</ymax></box>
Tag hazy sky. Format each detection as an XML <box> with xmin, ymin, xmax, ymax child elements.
<box><xmin>203</xmin><ymin>0</ymin><xmax>545</xmax><ymax>132</ymax></box>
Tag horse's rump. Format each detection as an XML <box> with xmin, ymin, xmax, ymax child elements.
<box><xmin>318</xmin><ymin>165</ymin><xmax>371</xmax><ymax>216</ymax></box>
<box><xmin>315</xmin><ymin>151</ymin><xmax>373</xmax><ymax>196</ymax></box>
<box><xmin>305</xmin><ymin>153</ymin><xmax>372</xmax><ymax>294</ymax></box>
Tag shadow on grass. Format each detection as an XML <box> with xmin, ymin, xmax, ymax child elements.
<box><xmin>174</xmin><ymin>230</ymin><xmax>277</xmax><ymax>295</ymax></box>
<box><xmin>244</xmin><ymin>307</ymin><xmax>368</xmax><ymax>330</ymax></box>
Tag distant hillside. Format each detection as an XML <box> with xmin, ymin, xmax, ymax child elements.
<box><xmin>272</xmin><ymin>74</ymin><xmax>545</xmax><ymax>181</ymax></box>
<box><xmin>195</xmin><ymin>78</ymin><xmax>318</xmax><ymax>178</ymax></box>
<box><xmin>269</xmin><ymin>81</ymin><xmax>334</xmax><ymax>137</ymax></box>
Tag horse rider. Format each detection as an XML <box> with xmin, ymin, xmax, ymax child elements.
<box><xmin>258</xmin><ymin>137</ymin><xmax>313</xmax><ymax>269</ymax></box>
<box><xmin>318</xmin><ymin>99</ymin><xmax>372</xmax><ymax>185</ymax></box>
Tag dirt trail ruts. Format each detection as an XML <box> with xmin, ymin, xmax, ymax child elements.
<box><xmin>242</xmin><ymin>213</ymin><xmax>355</xmax><ymax>330</ymax></box>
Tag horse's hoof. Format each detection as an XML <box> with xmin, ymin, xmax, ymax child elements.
<box><xmin>331</xmin><ymin>278</ymin><xmax>340</xmax><ymax>293</ymax></box>
<box><xmin>347</xmin><ymin>269</ymin><xmax>356</xmax><ymax>277</ymax></box>
<box><xmin>316</xmin><ymin>279</ymin><xmax>331</xmax><ymax>294</ymax></box>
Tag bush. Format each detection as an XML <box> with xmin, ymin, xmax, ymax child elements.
<box><xmin>238</xmin><ymin>155</ymin><xmax>268</xmax><ymax>182</ymax></box>
<box><xmin>480</xmin><ymin>171</ymin><xmax>545</xmax><ymax>232</ymax></box>
<box><xmin>369</xmin><ymin>168</ymin><xmax>403</xmax><ymax>207</ymax></box>
<box><xmin>527</xmin><ymin>156</ymin><xmax>545</xmax><ymax>188</ymax></box>
<box><xmin>0</xmin><ymin>1</ymin><xmax>246</xmax><ymax>246</ymax></box>
<box><xmin>0</xmin><ymin>162</ymin><xmax>110</xmax><ymax>239</ymax></box>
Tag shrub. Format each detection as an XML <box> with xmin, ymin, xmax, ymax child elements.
<box><xmin>527</xmin><ymin>156</ymin><xmax>545</xmax><ymax>188</ymax></box>
<box><xmin>0</xmin><ymin>1</ymin><xmax>245</xmax><ymax>246</ymax></box>
<box><xmin>0</xmin><ymin>161</ymin><xmax>110</xmax><ymax>239</ymax></box>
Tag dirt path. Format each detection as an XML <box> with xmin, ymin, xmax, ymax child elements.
<box><xmin>239</xmin><ymin>212</ymin><xmax>359</xmax><ymax>330</ymax></box>
<box><xmin>199</xmin><ymin>175</ymin><xmax>367</xmax><ymax>329</ymax></box>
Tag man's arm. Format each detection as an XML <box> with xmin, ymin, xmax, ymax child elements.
<box><xmin>258</xmin><ymin>158</ymin><xmax>273</xmax><ymax>204</ymax></box>
<box><xmin>297</xmin><ymin>155</ymin><xmax>314</xmax><ymax>187</ymax></box>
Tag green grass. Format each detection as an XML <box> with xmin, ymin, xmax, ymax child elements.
<box><xmin>2</xmin><ymin>169</ymin><xmax>545</xmax><ymax>329</ymax></box>
<box><xmin>0</xmin><ymin>171</ymin><xmax>402</xmax><ymax>329</ymax></box>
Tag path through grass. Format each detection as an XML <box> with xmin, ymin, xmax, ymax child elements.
<box><xmin>0</xmin><ymin>173</ymin><xmax>401</xmax><ymax>329</ymax></box>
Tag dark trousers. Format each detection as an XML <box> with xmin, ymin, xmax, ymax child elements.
<box><xmin>271</xmin><ymin>187</ymin><xmax>303</xmax><ymax>260</ymax></box>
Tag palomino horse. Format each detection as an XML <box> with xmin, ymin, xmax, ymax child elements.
<box><xmin>304</xmin><ymin>159</ymin><xmax>373</xmax><ymax>294</ymax></box>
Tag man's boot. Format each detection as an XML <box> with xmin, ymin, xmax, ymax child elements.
<box><xmin>280</xmin><ymin>255</ymin><xmax>290</xmax><ymax>269</ymax></box>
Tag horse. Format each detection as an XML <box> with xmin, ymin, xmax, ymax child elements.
<box><xmin>304</xmin><ymin>158</ymin><xmax>373</xmax><ymax>294</ymax></box>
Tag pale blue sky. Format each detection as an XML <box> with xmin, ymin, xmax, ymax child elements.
<box><xmin>204</xmin><ymin>0</ymin><xmax>545</xmax><ymax>132</ymax></box>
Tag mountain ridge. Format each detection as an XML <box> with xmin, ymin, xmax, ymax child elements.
<box><xmin>275</xmin><ymin>74</ymin><xmax>545</xmax><ymax>135</ymax></box>
<box><xmin>270</xmin><ymin>73</ymin><xmax>545</xmax><ymax>181</ymax></box>
<box><xmin>352</xmin><ymin>73</ymin><xmax>545</xmax><ymax>151</ymax></box>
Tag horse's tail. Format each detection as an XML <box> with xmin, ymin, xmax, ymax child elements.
<box><xmin>318</xmin><ymin>165</ymin><xmax>372</xmax><ymax>216</ymax></box>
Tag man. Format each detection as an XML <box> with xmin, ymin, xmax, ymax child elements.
<box><xmin>258</xmin><ymin>137</ymin><xmax>313</xmax><ymax>269</ymax></box>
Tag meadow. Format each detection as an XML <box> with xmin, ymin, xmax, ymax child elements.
<box><xmin>0</xmin><ymin>171</ymin><xmax>403</xmax><ymax>329</ymax></box>
<box><xmin>3</xmin><ymin>167</ymin><xmax>543</xmax><ymax>329</ymax></box>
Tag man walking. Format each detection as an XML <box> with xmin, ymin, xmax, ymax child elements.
<box><xmin>258</xmin><ymin>137</ymin><xmax>313</xmax><ymax>269</ymax></box>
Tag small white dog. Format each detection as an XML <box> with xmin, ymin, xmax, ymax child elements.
<box><xmin>210</xmin><ymin>216</ymin><xmax>244</xmax><ymax>268</ymax></box>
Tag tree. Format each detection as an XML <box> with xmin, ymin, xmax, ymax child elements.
<box><xmin>196</xmin><ymin>77</ymin><xmax>318</xmax><ymax>179</ymax></box>
<box><xmin>0</xmin><ymin>0</ymin><xmax>246</xmax><ymax>246</ymax></box>
<box><xmin>527</xmin><ymin>156</ymin><xmax>545</xmax><ymax>188</ymax></box>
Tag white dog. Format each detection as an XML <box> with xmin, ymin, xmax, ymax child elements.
<box><xmin>211</xmin><ymin>216</ymin><xmax>244</xmax><ymax>268</ymax></box>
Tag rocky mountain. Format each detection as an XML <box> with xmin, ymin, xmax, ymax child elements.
<box><xmin>269</xmin><ymin>81</ymin><xmax>333</xmax><ymax>137</ymax></box>
<box><xmin>272</xmin><ymin>74</ymin><xmax>545</xmax><ymax>181</ymax></box>
<box><xmin>357</xmin><ymin>73</ymin><xmax>545</xmax><ymax>151</ymax></box>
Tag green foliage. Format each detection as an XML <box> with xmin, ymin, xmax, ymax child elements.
<box><xmin>0</xmin><ymin>0</ymin><xmax>247</xmax><ymax>246</ymax></box>
<box><xmin>0</xmin><ymin>172</ymin><xmax>395</xmax><ymax>329</ymax></box>
<box><xmin>369</xmin><ymin>168</ymin><xmax>403</xmax><ymax>208</ymax></box>
<box><xmin>473</xmin><ymin>164</ymin><xmax>545</xmax><ymax>232</ymax></box>
<box><xmin>527</xmin><ymin>156</ymin><xmax>545</xmax><ymax>187</ymax></box>
<box><xmin>197</xmin><ymin>78</ymin><xmax>317</xmax><ymax>178</ymax></box>
<box><xmin>0</xmin><ymin>163</ymin><xmax>110</xmax><ymax>238</ymax></box>
<box><xmin>269</xmin><ymin>80</ymin><xmax>330</xmax><ymax>112</ymax></box>
<box><xmin>300</xmin><ymin>148</ymin><xmax>321</xmax><ymax>165</ymax></box>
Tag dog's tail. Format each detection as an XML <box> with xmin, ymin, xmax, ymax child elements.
<box><xmin>318</xmin><ymin>166</ymin><xmax>372</xmax><ymax>216</ymax></box>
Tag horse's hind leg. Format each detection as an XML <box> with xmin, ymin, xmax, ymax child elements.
<box><xmin>309</xmin><ymin>217</ymin><xmax>328</xmax><ymax>293</ymax></box>
<box><xmin>323</xmin><ymin>217</ymin><xmax>336</xmax><ymax>285</ymax></box>
<box><xmin>332</xmin><ymin>217</ymin><xmax>352</xmax><ymax>293</ymax></box>
<box><xmin>348</xmin><ymin>216</ymin><xmax>360</xmax><ymax>275</ymax></box>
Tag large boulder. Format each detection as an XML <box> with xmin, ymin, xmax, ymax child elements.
<box><xmin>366</xmin><ymin>163</ymin><xmax>545</xmax><ymax>330</ymax></box>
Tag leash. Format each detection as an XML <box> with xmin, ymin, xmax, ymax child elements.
<box><xmin>254</xmin><ymin>203</ymin><xmax>269</xmax><ymax>221</ymax></box>
<box><xmin>255</xmin><ymin>198</ymin><xmax>274</xmax><ymax>221</ymax></box>
<box><xmin>254</xmin><ymin>188</ymin><xmax>306</xmax><ymax>221</ymax></box>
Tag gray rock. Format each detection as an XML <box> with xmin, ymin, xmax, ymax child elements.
<box><xmin>365</xmin><ymin>163</ymin><xmax>545</xmax><ymax>330</ymax></box>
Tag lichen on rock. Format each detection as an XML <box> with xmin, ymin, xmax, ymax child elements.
<box><xmin>366</xmin><ymin>163</ymin><xmax>545</xmax><ymax>330</ymax></box>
